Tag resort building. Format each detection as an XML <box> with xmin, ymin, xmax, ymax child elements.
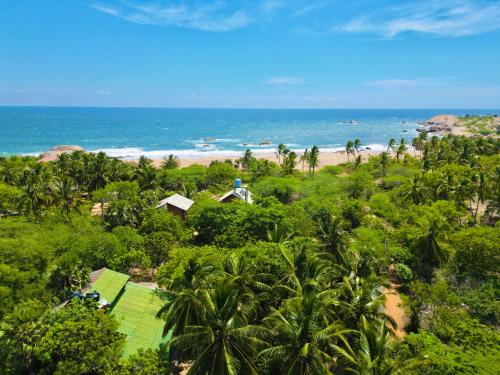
<box><xmin>85</xmin><ymin>268</ymin><xmax>169</xmax><ymax>357</ymax></box>
<box><xmin>156</xmin><ymin>193</ymin><xmax>194</xmax><ymax>217</ymax></box>
<box><xmin>219</xmin><ymin>187</ymin><xmax>253</xmax><ymax>204</ymax></box>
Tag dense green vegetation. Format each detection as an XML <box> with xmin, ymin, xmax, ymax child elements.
<box><xmin>0</xmin><ymin>134</ymin><xmax>499</xmax><ymax>374</ymax></box>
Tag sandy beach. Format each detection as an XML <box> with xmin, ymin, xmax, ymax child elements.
<box><xmin>150</xmin><ymin>150</ymin><xmax>383</xmax><ymax>168</ymax></box>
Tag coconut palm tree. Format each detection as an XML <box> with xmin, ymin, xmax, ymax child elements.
<box><xmin>403</xmin><ymin>175</ymin><xmax>426</xmax><ymax>205</ymax></box>
<box><xmin>395</xmin><ymin>139</ymin><xmax>407</xmax><ymax>160</ymax></box>
<box><xmin>87</xmin><ymin>152</ymin><xmax>110</xmax><ymax>191</ymax></box>
<box><xmin>337</xmin><ymin>274</ymin><xmax>391</xmax><ymax>328</ymax></box>
<box><xmin>354</xmin><ymin>139</ymin><xmax>362</xmax><ymax>155</ymax></box>
<box><xmin>345</xmin><ymin>141</ymin><xmax>355</xmax><ymax>162</ymax></box>
<box><xmin>259</xmin><ymin>290</ymin><xmax>352</xmax><ymax>374</ymax></box>
<box><xmin>387</xmin><ymin>139</ymin><xmax>396</xmax><ymax>155</ymax></box>
<box><xmin>267</xmin><ymin>222</ymin><xmax>294</xmax><ymax>244</ymax></box>
<box><xmin>413</xmin><ymin>216</ymin><xmax>448</xmax><ymax>280</ymax></box>
<box><xmin>378</xmin><ymin>152</ymin><xmax>389</xmax><ymax>177</ymax></box>
<box><xmin>17</xmin><ymin>168</ymin><xmax>44</xmax><ymax>217</ymax></box>
<box><xmin>0</xmin><ymin>159</ymin><xmax>18</xmax><ymax>185</ymax></box>
<box><xmin>158</xmin><ymin>277</ymin><xmax>266</xmax><ymax>374</ymax></box>
<box><xmin>318</xmin><ymin>215</ymin><xmax>349</xmax><ymax>265</ymax></box>
<box><xmin>281</xmin><ymin>151</ymin><xmax>298</xmax><ymax>175</ymax></box>
<box><xmin>276</xmin><ymin>143</ymin><xmax>287</xmax><ymax>164</ymax></box>
<box><xmin>162</xmin><ymin>154</ymin><xmax>180</xmax><ymax>170</ymax></box>
<box><xmin>354</xmin><ymin>155</ymin><xmax>362</xmax><ymax>170</ymax></box>
<box><xmin>308</xmin><ymin>145</ymin><xmax>320</xmax><ymax>178</ymax></box>
<box><xmin>472</xmin><ymin>171</ymin><xmax>486</xmax><ymax>224</ymax></box>
<box><xmin>334</xmin><ymin>316</ymin><xmax>394</xmax><ymax>375</ymax></box>
<box><xmin>300</xmin><ymin>148</ymin><xmax>310</xmax><ymax>172</ymax></box>
<box><xmin>53</xmin><ymin>177</ymin><xmax>81</xmax><ymax>215</ymax></box>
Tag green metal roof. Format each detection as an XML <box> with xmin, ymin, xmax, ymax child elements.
<box><xmin>90</xmin><ymin>268</ymin><xmax>130</xmax><ymax>305</ymax></box>
<box><xmin>110</xmin><ymin>282</ymin><xmax>171</xmax><ymax>357</ymax></box>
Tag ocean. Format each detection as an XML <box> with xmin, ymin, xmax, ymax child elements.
<box><xmin>0</xmin><ymin>107</ymin><xmax>497</xmax><ymax>159</ymax></box>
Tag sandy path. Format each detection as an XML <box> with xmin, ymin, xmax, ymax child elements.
<box><xmin>384</xmin><ymin>265</ymin><xmax>409</xmax><ymax>339</ymax></box>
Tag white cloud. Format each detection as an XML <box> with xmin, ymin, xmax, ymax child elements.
<box><xmin>90</xmin><ymin>1</ymin><xmax>281</xmax><ymax>32</ymax></box>
<box><xmin>340</xmin><ymin>0</ymin><xmax>500</xmax><ymax>38</ymax></box>
<box><xmin>364</xmin><ymin>78</ymin><xmax>448</xmax><ymax>89</ymax></box>
<box><xmin>265</xmin><ymin>77</ymin><xmax>306</xmax><ymax>86</ymax></box>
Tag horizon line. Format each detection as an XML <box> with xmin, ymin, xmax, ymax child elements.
<box><xmin>1</xmin><ymin>105</ymin><xmax>499</xmax><ymax>111</ymax></box>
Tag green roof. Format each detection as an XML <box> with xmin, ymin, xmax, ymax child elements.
<box><xmin>91</xmin><ymin>268</ymin><xmax>130</xmax><ymax>304</ymax></box>
<box><xmin>110</xmin><ymin>282</ymin><xmax>171</xmax><ymax>357</ymax></box>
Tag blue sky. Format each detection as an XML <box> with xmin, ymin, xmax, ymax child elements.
<box><xmin>1</xmin><ymin>0</ymin><xmax>500</xmax><ymax>108</ymax></box>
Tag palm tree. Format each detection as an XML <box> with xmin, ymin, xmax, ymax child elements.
<box><xmin>300</xmin><ymin>148</ymin><xmax>310</xmax><ymax>172</ymax></box>
<box><xmin>281</xmin><ymin>151</ymin><xmax>297</xmax><ymax>175</ymax></box>
<box><xmin>18</xmin><ymin>168</ymin><xmax>44</xmax><ymax>217</ymax></box>
<box><xmin>334</xmin><ymin>316</ymin><xmax>394</xmax><ymax>375</ymax></box>
<box><xmin>378</xmin><ymin>152</ymin><xmax>389</xmax><ymax>177</ymax></box>
<box><xmin>181</xmin><ymin>182</ymin><xmax>197</xmax><ymax>199</ymax></box>
<box><xmin>395</xmin><ymin>139</ymin><xmax>407</xmax><ymax>160</ymax></box>
<box><xmin>354</xmin><ymin>155</ymin><xmax>362</xmax><ymax>170</ymax></box>
<box><xmin>162</xmin><ymin>154</ymin><xmax>179</xmax><ymax>170</ymax></box>
<box><xmin>55</xmin><ymin>152</ymin><xmax>71</xmax><ymax>177</ymax></box>
<box><xmin>387</xmin><ymin>139</ymin><xmax>396</xmax><ymax>155</ymax></box>
<box><xmin>249</xmin><ymin>159</ymin><xmax>274</xmax><ymax>183</ymax></box>
<box><xmin>224</xmin><ymin>254</ymin><xmax>274</xmax><ymax>295</ymax></box>
<box><xmin>238</xmin><ymin>149</ymin><xmax>254</xmax><ymax>171</ymax></box>
<box><xmin>472</xmin><ymin>171</ymin><xmax>486</xmax><ymax>224</ymax></box>
<box><xmin>345</xmin><ymin>141</ymin><xmax>355</xmax><ymax>162</ymax></box>
<box><xmin>259</xmin><ymin>291</ymin><xmax>352</xmax><ymax>374</ymax></box>
<box><xmin>318</xmin><ymin>215</ymin><xmax>348</xmax><ymax>265</ymax></box>
<box><xmin>267</xmin><ymin>222</ymin><xmax>294</xmax><ymax>244</ymax></box>
<box><xmin>133</xmin><ymin>164</ymin><xmax>157</xmax><ymax>191</ymax></box>
<box><xmin>53</xmin><ymin>177</ymin><xmax>81</xmax><ymax>215</ymax></box>
<box><xmin>0</xmin><ymin>159</ymin><xmax>18</xmax><ymax>185</ymax></box>
<box><xmin>414</xmin><ymin>216</ymin><xmax>448</xmax><ymax>280</ymax></box>
<box><xmin>403</xmin><ymin>175</ymin><xmax>426</xmax><ymax>205</ymax></box>
<box><xmin>337</xmin><ymin>275</ymin><xmax>391</xmax><ymax>328</ymax></box>
<box><xmin>108</xmin><ymin>158</ymin><xmax>125</xmax><ymax>182</ymax></box>
<box><xmin>308</xmin><ymin>145</ymin><xmax>320</xmax><ymax>178</ymax></box>
<box><xmin>158</xmin><ymin>278</ymin><xmax>266</xmax><ymax>374</ymax></box>
<box><xmin>87</xmin><ymin>152</ymin><xmax>110</xmax><ymax>191</ymax></box>
<box><xmin>354</xmin><ymin>139</ymin><xmax>362</xmax><ymax>155</ymax></box>
<box><xmin>276</xmin><ymin>143</ymin><xmax>287</xmax><ymax>164</ymax></box>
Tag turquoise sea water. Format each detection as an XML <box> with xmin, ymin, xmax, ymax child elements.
<box><xmin>0</xmin><ymin>107</ymin><xmax>497</xmax><ymax>159</ymax></box>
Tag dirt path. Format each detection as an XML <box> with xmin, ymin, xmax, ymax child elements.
<box><xmin>384</xmin><ymin>265</ymin><xmax>409</xmax><ymax>339</ymax></box>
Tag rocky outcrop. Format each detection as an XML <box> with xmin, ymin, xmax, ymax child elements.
<box><xmin>38</xmin><ymin>145</ymin><xmax>84</xmax><ymax>162</ymax></box>
<box><xmin>416</xmin><ymin>114</ymin><xmax>459</xmax><ymax>134</ymax></box>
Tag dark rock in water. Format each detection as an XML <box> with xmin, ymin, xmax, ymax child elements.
<box><xmin>203</xmin><ymin>137</ymin><xmax>216</xmax><ymax>142</ymax></box>
<box><xmin>428</xmin><ymin>125</ymin><xmax>442</xmax><ymax>132</ymax></box>
<box><xmin>259</xmin><ymin>140</ymin><xmax>272</xmax><ymax>145</ymax></box>
<box><xmin>416</xmin><ymin>128</ymin><xmax>425</xmax><ymax>132</ymax></box>
<box><xmin>365</xmin><ymin>147</ymin><xmax>371</xmax><ymax>150</ymax></box>
<box><xmin>402</xmin><ymin>130</ymin><xmax>408</xmax><ymax>133</ymax></box>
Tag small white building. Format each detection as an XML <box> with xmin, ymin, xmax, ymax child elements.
<box><xmin>219</xmin><ymin>187</ymin><xmax>253</xmax><ymax>204</ymax></box>
<box><xmin>156</xmin><ymin>193</ymin><xmax>194</xmax><ymax>217</ymax></box>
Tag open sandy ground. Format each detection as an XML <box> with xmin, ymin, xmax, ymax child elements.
<box><xmin>150</xmin><ymin>150</ymin><xmax>383</xmax><ymax>168</ymax></box>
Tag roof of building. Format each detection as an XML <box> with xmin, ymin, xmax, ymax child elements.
<box><xmin>89</xmin><ymin>268</ymin><xmax>169</xmax><ymax>357</ymax></box>
<box><xmin>109</xmin><ymin>282</ymin><xmax>171</xmax><ymax>357</ymax></box>
<box><xmin>219</xmin><ymin>187</ymin><xmax>253</xmax><ymax>204</ymax></box>
<box><xmin>156</xmin><ymin>193</ymin><xmax>194</xmax><ymax>211</ymax></box>
<box><xmin>89</xmin><ymin>268</ymin><xmax>130</xmax><ymax>304</ymax></box>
